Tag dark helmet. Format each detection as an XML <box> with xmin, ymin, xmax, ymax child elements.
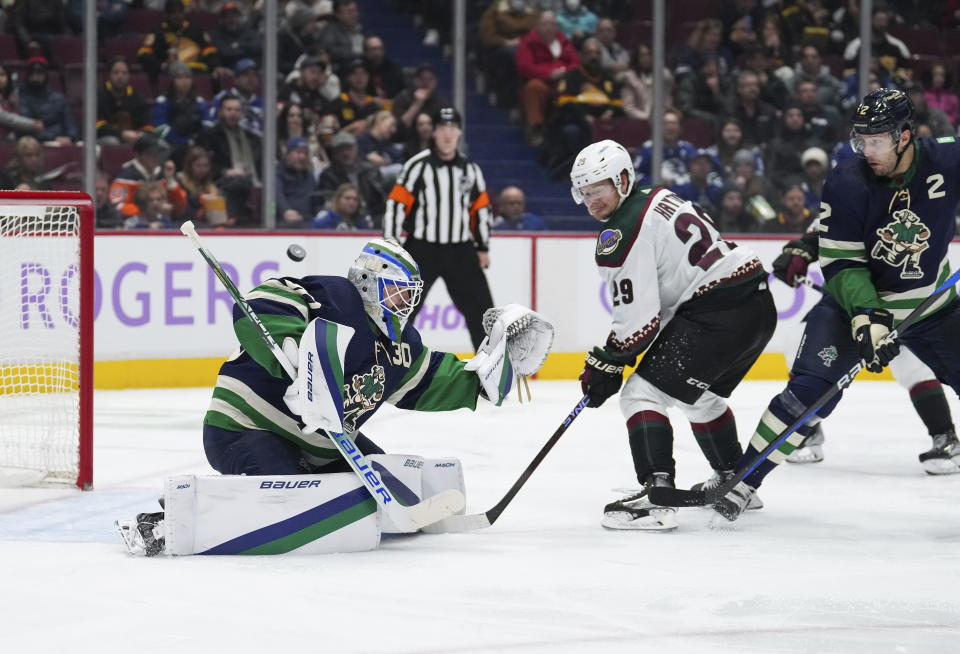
<box><xmin>851</xmin><ymin>88</ymin><xmax>915</xmax><ymax>136</ymax></box>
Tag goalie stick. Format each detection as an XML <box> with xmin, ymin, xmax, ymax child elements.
<box><xmin>180</xmin><ymin>221</ymin><xmax>464</xmax><ymax>530</ymax></box>
<box><xmin>425</xmin><ymin>395</ymin><xmax>590</xmax><ymax>533</ymax></box>
<box><xmin>650</xmin><ymin>265</ymin><xmax>960</xmax><ymax>509</ymax></box>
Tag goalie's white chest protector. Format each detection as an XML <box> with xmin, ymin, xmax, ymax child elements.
<box><xmin>597</xmin><ymin>188</ymin><xmax>762</xmax><ymax>350</ymax></box>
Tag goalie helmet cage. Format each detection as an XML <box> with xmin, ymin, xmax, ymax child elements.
<box><xmin>0</xmin><ymin>191</ymin><xmax>93</xmax><ymax>489</ymax></box>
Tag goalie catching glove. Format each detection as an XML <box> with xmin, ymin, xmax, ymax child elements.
<box><xmin>851</xmin><ymin>307</ymin><xmax>900</xmax><ymax>373</ymax></box>
<box><xmin>465</xmin><ymin>304</ymin><xmax>554</xmax><ymax>405</ymax></box>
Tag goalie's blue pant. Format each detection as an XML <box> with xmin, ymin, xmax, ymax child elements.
<box><xmin>203</xmin><ymin>424</ymin><xmax>384</xmax><ymax>475</ymax></box>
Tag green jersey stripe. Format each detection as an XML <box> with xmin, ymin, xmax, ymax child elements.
<box><xmin>213</xmin><ymin>375</ymin><xmax>339</xmax><ymax>454</ymax></box>
<box><xmin>203</xmin><ymin>407</ymin><xmax>250</xmax><ymax>433</ymax></box>
<box><xmin>819</xmin><ymin>237</ymin><xmax>864</xmax><ymax>251</ymax></box>
<box><xmin>413</xmin><ymin>353</ymin><xmax>480</xmax><ymax>411</ymax></box>
<box><xmin>234</xmin><ymin>314</ymin><xmax>307</xmax><ymax>379</ymax></box>
<box><xmin>386</xmin><ymin>347</ymin><xmax>430</xmax><ymax>405</ymax></box>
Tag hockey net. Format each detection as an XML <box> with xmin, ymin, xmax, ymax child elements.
<box><xmin>0</xmin><ymin>192</ymin><xmax>93</xmax><ymax>489</ymax></box>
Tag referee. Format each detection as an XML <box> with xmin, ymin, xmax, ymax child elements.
<box><xmin>384</xmin><ymin>106</ymin><xmax>494</xmax><ymax>350</ymax></box>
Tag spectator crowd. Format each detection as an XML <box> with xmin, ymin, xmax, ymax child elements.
<box><xmin>3</xmin><ymin>0</ymin><xmax>960</xmax><ymax>235</ymax></box>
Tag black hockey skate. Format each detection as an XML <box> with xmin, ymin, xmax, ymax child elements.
<box><xmin>602</xmin><ymin>472</ymin><xmax>678</xmax><ymax>531</ymax></box>
<box><xmin>919</xmin><ymin>429</ymin><xmax>960</xmax><ymax>475</ymax></box>
<box><xmin>691</xmin><ymin>470</ymin><xmax>763</xmax><ymax>510</ymax></box>
<box><xmin>712</xmin><ymin>482</ymin><xmax>757</xmax><ymax>522</ymax></box>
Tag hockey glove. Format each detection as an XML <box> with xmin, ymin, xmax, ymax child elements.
<box><xmin>481</xmin><ymin>304</ymin><xmax>555</xmax><ymax>377</ymax></box>
<box><xmin>851</xmin><ymin>308</ymin><xmax>900</xmax><ymax>373</ymax></box>
<box><xmin>580</xmin><ymin>347</ymin><xmax>627</xmax><ymax>408</ymax></box>
<box><xmin>772</xmin><ymin>237</ymin><xmax>816</xmax><ymax>287</ymax></box>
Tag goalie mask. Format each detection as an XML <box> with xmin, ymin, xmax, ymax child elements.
<box><xmin>348</xmin><ymin>238</ymin><xmax>424</xmax><ymax>342</ymax></box>
<box><xmin>569</xmin><ymin>139</ymin><xmax>635</xmax><ymax>216</ymax></box>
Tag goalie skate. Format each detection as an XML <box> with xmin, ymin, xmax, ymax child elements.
<box><xmin>691</xmin><ymin>470</ymin><xmax>763</xmax><ymax>510</ymax></box>
<box><xmin>116</xmin><ymin>512</ymin><xmax>165</xmax><ymax>557</ymax></box>
<box><xmin>919</xmin><ymin>430</ymin><xmax>960</xmax><ymax>475</ymax></box>
<box><xmin>601</xmin><ymin>473</ymin><xmax>678</xmax><ymax>531</ymax></box>
<box><xmin>786</xmin><ymin>423</ymin><xmax>825</xmax><ymax>464</ymax></box>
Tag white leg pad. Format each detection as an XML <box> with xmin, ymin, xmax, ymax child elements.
<box><xmin>163</xmin><ymin>472</ymin><xmax>381</xmax><ymax>556</ymax></box>
<box><xmin>161</xmin><ymin>454</ymin><xmax>468</xmax><ymax>554</ymax></box>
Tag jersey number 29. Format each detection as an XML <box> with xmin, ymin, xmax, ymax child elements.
<box><xmin>611</xmin><ymin>278</ymin><xmax>634</xmax><ymax>306</ymax></box>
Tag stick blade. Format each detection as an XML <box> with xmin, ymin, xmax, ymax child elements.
<box><xmin>421</xmin><ymin>511</ymin><xmax>492</xmax><ymax>534</ymax></box>
<box><xmin>404</xmin><ymin>489</ymin><xmax>466</xmax><ymax>529</ymax></box>
<box><xmin>648</xmin><ymin>486</ymin><xmax>708</xmax><ymax>508</ymax></box>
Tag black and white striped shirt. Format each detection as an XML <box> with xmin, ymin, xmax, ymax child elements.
<box><xmin>384</xmin><ymin>148</ymin><xmax>492</xmax><ymax>250</ymax></box>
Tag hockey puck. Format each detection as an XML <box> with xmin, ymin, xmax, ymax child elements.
<box><xmin>287</xmin><ymin>244</ymin><xmax>306</xmax><ymax>262</ymax></box>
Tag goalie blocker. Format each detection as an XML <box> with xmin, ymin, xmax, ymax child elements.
<box><xmin>117</xmin><ymin>454</ymin><xmax>466</xmax><ymax>556</ymax></box>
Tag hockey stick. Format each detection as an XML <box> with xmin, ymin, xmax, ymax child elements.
<box><xmin>650</xmin><ymin>266</ymin><xmax>960</xmax><ymax>508</ymax></box>
<box><xmin>795</xmin><ymin>275</ymin><xmax>823</xmax><ymax>292</ymax></box>
<box><xmin>180</xmin><ymin>221</ymin><xmax>464</xmax><ymax>530</ymax></box>
<box><xmin>425</xmin><ymin>394</ymin><xmax>590</xmax><ymax>533</ymax></box>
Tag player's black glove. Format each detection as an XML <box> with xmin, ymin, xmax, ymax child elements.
<box><xmin>580</xmin><ymin>347</ymin><xmax>627</xmax><ymax>408</ymax></box>
<box><xmin>851</xmin><ymin>308</ymin><xmax>900</xmax><ymax>373</ymax></box>
<box><xmin>772</xmin><ymin>236</ymin><xmax>817</xmax><ymax>287</ymax></box>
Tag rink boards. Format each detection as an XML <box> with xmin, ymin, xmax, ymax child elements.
<box><xmin>42</xmin><ymin>231</ymin><xmax>960</xmax><ymax>388</ymax></box>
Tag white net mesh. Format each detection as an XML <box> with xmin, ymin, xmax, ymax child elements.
<box><xmin>0</xmin><ymin>203</ymin><xmax>82</xmax><ymax>484</ymax></box>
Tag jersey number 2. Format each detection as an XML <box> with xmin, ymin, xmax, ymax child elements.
<box><xmin>928</xmin><ymin>174</ymin><xmax>945</xmax><ymax>199</ymax></box>
<box><xmin>674</xmin><ymin>209</ymin><xmax>723</xmax><ymax>270</ymax></box>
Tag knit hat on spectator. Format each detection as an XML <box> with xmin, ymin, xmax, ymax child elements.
<box><xmin>235</xmin><ymin>58</ymin><xmax>258</xmax><ymax>75</ymax></box>
<box><xmin>732</xmin><ymin>149</ymin><xmax>756</xmax><ymax>168</ymax></box>
<box><xmin>330</xmin><ymin>131</ymin><xmax>357</xmax><ymax>149</ymax></box>
<box><xmin>26</xmin><ymin>57</ymin><xmax>49</xmax><ymax>72</ymax></box>
<box><xmin>285</xmin><ymin>137</ymin><xmax>309</xmax><ymax>152</ymax></box>
<box><xmin>801</xmin><ymin>147</ymin><xmax>829</xmax><ymax>169</ymax></box>
<box><xmin>220</xmin><ymin>2</ymin><xmax>241</xmax><ymax>15</ymax></box>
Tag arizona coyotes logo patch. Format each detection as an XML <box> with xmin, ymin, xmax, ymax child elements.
<box><xmin>342</xmin><ymin>365</ymin><xmax>386</xmax><ymax>431</ymax></box>
<box><xmin>818</xmin><ymin>345</ymin><xmax>838</xmax><ymax>367</ymax></box>
<box><xmin>871</xmin><ymin>209</ymin><xmax>930</xmax><ymax>279</ymax></box>
<box><xmin>597</xmin><ymin>228</ymin><xmax>623</xmax><ymax>255</ymax></box>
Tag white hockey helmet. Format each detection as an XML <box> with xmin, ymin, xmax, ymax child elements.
<box><xmin>348</xmin><ymin>238</ymin><xmax>424</xmax><ymax>342</ymax></box>
<box><xmin>569</xmin><ymin>139</ymin><xmax>635</xmax><ymax>209</ymax></box>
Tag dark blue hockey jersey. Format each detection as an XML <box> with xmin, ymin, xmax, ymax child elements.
<box><xmin>204</xmin><ymin>275</ymin><xmax>480</xmax><ymax>464</ymax></box>
<box><xmin>819</xmin><ymin>137</ymin><xmax>959</xmax><ymax>323</ymax></box>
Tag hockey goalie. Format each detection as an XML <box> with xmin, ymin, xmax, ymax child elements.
<box><xmin>118</xmin><ymin>237</ymin><xmax>553</xmax><ymax>556</ymax></box>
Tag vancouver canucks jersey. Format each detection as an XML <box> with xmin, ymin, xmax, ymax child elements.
<box><xmin>819</xmin><ymin>137</ymin><xmax>959</xmax><ymax>323</ymax></box>
<box><xmin>204</xmin><ymin>275</ymin><xmax>480</xmax><ymax>464</ymax></box>
<box><xmin>594</xmin><ymin>186</ymin><xmax>765</xmax><ymax>362</ymax></box>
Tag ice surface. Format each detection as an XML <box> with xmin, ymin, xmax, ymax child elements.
<box><xmin>2</xmin><ymin>381</ymin><xmax>959</xmax><ymax>653</ymax></box>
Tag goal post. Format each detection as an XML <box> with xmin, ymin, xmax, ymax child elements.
<box><xmin>0</xmin><ymin>191</ymin><xmax>93</xmax><ymax>489</ymax></box>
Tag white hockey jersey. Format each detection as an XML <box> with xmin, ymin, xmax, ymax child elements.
<box><xmin>594</xmin><ymin>187</ymin><xmax>765</xmax><ymax>359</ymax></box>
